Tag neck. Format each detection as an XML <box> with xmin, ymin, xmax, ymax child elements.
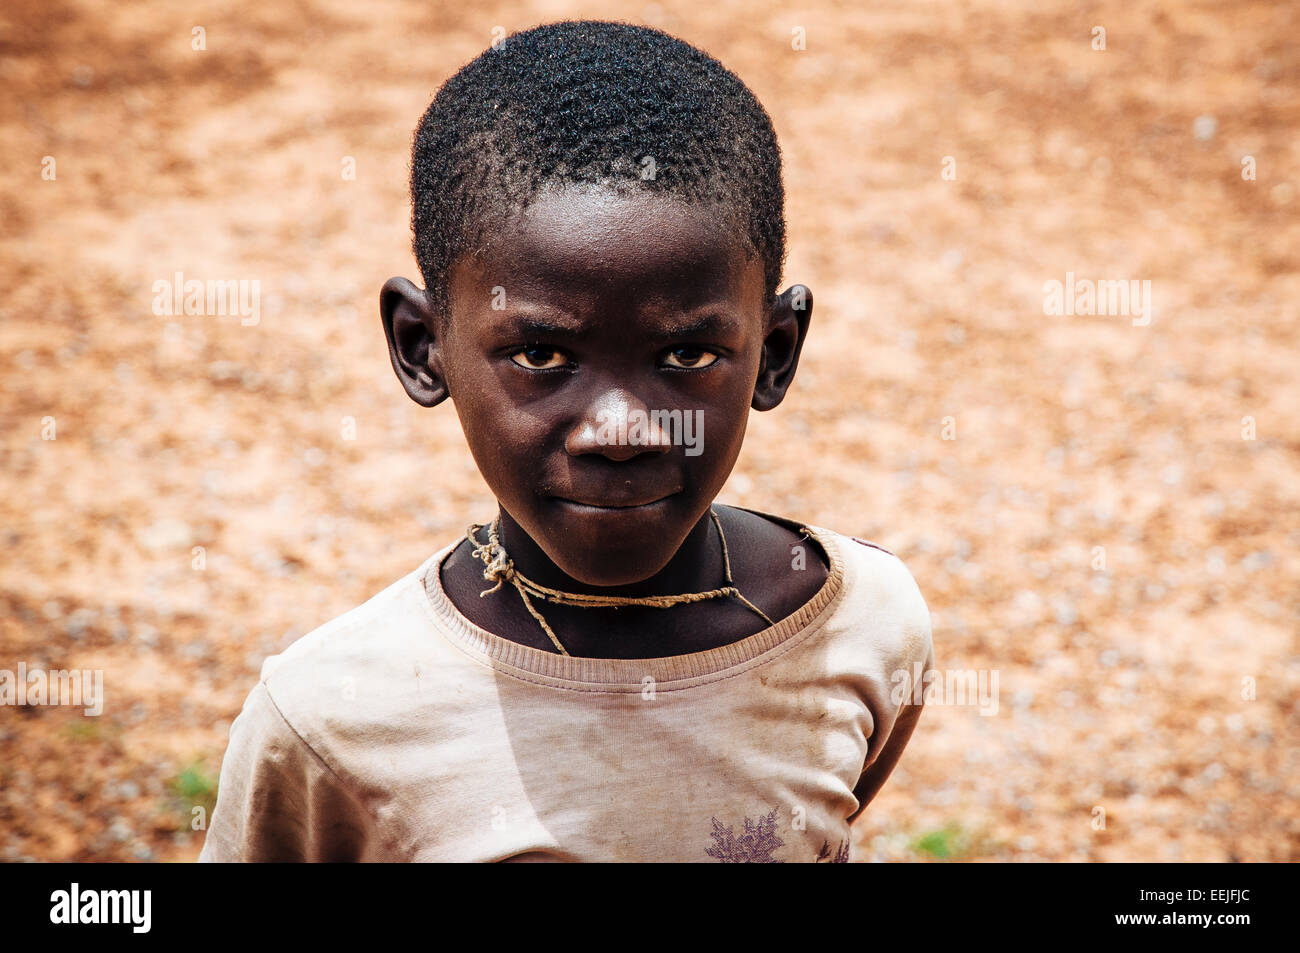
<box><xmin>493</xmin><ymin>505</ymin><xmax>724</xmax><ymax>598</ymax></box>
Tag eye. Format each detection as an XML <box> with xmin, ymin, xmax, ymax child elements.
<box><xmin>510</xmin><ymin>346</ymin><xmax>569</xmax><ymax>370</ymax></box>
<box><xmin>661</xmin><ymin>346</ymin><xmax>718</xmax><ymax>369</ymax></box>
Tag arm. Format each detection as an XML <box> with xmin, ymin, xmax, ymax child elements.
<box><xmin>846</xmin><ymin>697</ymin><xmax>926</xmax><ymax>825</ymax></box>
<box><xmin>198</xmin><ymin>681</ymin><xmax>378</xmax><ymax>862</ymax></box>
<box><xmin>846</xmin><ymin>609</ymin><xmax>935</xmax><ymax>825</ymax></box>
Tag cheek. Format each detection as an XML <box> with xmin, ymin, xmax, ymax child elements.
<box><xmin>455</xmin><ymin>398</ymin><xmax>548</xmax><ymax>489</ymax></box>
<box><xmin>677</xmin><ymin>376</ymin><xmax>753</xmax><ymax>490</ymax></box>
<box><xmin>695</xmin><ymin>407</ymin><xmax>749</xmax><ymax>492</ymax></box>
<box><xmin>441</xmin><ymin>350</ymin><xmax>545</xmax><ymax>493</ymax></box>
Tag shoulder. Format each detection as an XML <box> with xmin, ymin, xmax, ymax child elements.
<box><xmin>838</xmin><ymin>533</ymin><xmax>927</xmax><ymax>613</ymax></box>
<box><xmin>813</xmin><ymin>524</ymin><xmax>934</xmax><ymax>671</ymax></box>
<box><xmin>722</xmin><ymin>504</ymin><xmax>931</xmax><ymax>657</ymax></box>
<box><xmin>253</xmin><ymin>547</ymin><xmax>452</xmax><ymax>731</ymax></box>
<box><xmin>261</xmin><ymin>562</ymin><xmax>430</xmax><ymax>683</ymax></box>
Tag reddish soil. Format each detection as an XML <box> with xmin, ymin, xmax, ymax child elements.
<box><xmin>1</xmin><ymin>0</ymin><xmax>1296</xmax><ymax>861</ymax></box>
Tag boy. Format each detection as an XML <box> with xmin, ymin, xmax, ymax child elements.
<box><xmin>199</xmin><ymin>19</ymin><xmax>933</xmax><ymax>863</ymax></box>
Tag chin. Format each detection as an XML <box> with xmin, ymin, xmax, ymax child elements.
<box><xmin>532</xmin><ymin>499</ymin><xmax>696</xmax><ymax>587</ymax></box>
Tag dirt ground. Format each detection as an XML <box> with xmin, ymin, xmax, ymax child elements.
<box><xmin>1</xmin><ymin>0</ymin><xmax>1296</xmax><ymax>862</ymax></box>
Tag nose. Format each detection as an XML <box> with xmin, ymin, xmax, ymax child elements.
<box><xmin>565</xmin><ymin>386</ymin><xmax>673</xmax><ymax>461</ymax></box>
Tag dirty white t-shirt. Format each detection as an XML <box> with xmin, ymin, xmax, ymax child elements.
<box><xmin>198</xmin><ymin>511</ymin><xmax>933</xmax><ymax>862</ymax></box>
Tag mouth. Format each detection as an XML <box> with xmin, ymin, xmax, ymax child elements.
<box><xmin>551</xmin><ymin>491</ymin><xmax>679</xmax><ymax>511</ymax></box>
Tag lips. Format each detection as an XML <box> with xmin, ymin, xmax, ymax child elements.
<box><xmin>551</xmin><ymin>489</ymin><xmax>679</xmax><ymax>509</ymax></box>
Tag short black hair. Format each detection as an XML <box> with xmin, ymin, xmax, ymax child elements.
<box><xmin>410</xmin><ymin>19</ymin><xmax>786</xmax><ymax>321</ymax></box>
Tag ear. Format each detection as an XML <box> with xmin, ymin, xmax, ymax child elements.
<box><xmin>751</xmin><ymin>284</ymin><xmax>813</xmax><ymax>411</ymax></box>
<box><xmin>380</xmin><ymin>277</ymin><xmax>449</xmax><ymax>407</ymax></box>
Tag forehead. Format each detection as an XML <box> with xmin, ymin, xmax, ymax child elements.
<box><xmin>449</xmin><ymin>183</ymin><xmax>763</xmax><ymax>315</ymax></box>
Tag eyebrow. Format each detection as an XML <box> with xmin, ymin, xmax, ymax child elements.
<box><xmin>505</xmin><ymin>317</ymin><xmax>587</xmax><ymax>340</ymax></box>
<box><xmin>650</xmin><ymin>314</ymin><xmax>742</xmax><ymax>339</ymax></box>
<box><xmin>493</xmin><ymin>313</ymin><xmax>742</xmax><ymax>341</ymax></box>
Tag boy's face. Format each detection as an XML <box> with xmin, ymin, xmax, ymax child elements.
<box><xmin>382</xmin><ymin>183</ymin><xmax>812</xmax><ymax>587</ymax></box>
